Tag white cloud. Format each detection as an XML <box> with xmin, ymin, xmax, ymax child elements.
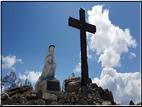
<box><xmin>73</xmin><ymin>62</ymin><xmax>81</xmax><ymax>72</ymax></box>
<box><xmin>87</xmin><ymin>5</ymin><xmax>140</xmax><ymax>105</ymax></box>
<box><xmin>93</xmin><ymin>67</ymin><xmax>141</xmax><ymax>105</ymax></box>
<box><xmin>87</xmin><ymin>5</ymin><xmax>137</xmax><ymax>68</ymax></box>
<box><xmin>2</xmin><ymin>55</ymin><xmax>22</xmax><ymax>70</ymax></box>
<box><xmin>19</xmin><ymin>73</ymin><xmax>27</xmax><ymax>80</ymax></box>
<box><xmin>19</xmin><ymin>71</ymin><xmax>41</xmax><ymax>84</ymax></box>
<box><xmin>79</xmin><ymin>46</ymin><xmax>93</xmax><ymax>60</ymax></box>
<box><xmin>129</xmin><ymin>52</ymin><xmax>136</xmax><ymax>59</ymax></box>
<box><xmin>87</xmin><ymin>45</ymin><xmax>93</xmax><ymax>59</ymax></box>
<box><xmin>75</xmin><ymin>46</ymin><xmax>92</xmax><ymax>73</ymax></box>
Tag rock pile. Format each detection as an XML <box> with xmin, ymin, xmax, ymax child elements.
<box><xmin>63</xmin><ymin>77</ymin><xmax>116</xmax><ymax>105</ymax></box>
<box><xmin>65</xmin><ymin>77</ymin><xmax>81</xmax><ymax>93</ymax></box>
<box><xmin>1</xmin><ymin>77</ymin><xmax>141</xmax><ymax>105</ymax></box>
<box><xmin>1</xmin><ymin>77</ymin><xmax>114</xmax><ymax>105</ymax></box>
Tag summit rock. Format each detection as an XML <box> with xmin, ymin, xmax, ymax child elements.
<box><xmin>1</xmin><ymin>77</ymin><xmax>142</xmax><ymax>105</ymax></box>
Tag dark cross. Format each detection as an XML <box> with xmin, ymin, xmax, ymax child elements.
<box><xmin>68</xmin><ymin>8</ymin><xmax>96</xmax><ymax>86</ymax></box>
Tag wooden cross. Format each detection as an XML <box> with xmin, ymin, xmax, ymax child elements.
<box><xmin>68</xmin><ymin>8</ymin><xmax>96</xmax><ymax>86</ymax></box>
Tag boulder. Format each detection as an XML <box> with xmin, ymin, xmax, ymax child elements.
<box><xmin>59</xmin><ymin>98</ymin><xmax>65</xmax><ymax>103</ymax></box>
<box><xmin>25</xmin><ymin>100</ymin><xmax>37</xmax><ymax>105</ymax></box>
<box><xmin>42</xmin><ymin>93</ymin><xmax>58</xmax><ymax>101</ymax></box>
<box><xmin>91</xmin><ymin>83</ymin><xmax>98</xmax><ymax>89</ymax></box>
<box><xmin>101</xmin><ymin>89</ymin><xmax>114</xmax><ymax>104</ymax></box>
<box><xmin>11</xmin><ymin>94</ymin><xmax>25</xmax><ymax>104</ymax></box>
<box><xmin>2</xmin><ymin>97</ymin><xmax>13</xmax><ymax>105</ymax></box>
<box><xmin>79</xmin><ymin>98</ymin><xmax>88</xmax><ymax>105</ymax></box>
<box><xmin>136</xmin><ymin>102</ymin><xmax>142</xmax><ymax>105</ymax></box>
<box><xmin>54</xmin><ymin>92</ymin><xmax>66</xmax><ymax>99</ymax></box>
<box><xmin>65</xmin><ymin>77</ymin><xmax>81</xmax><ymax>93</ymax></box>
<box><xmin>64</xmin><ymin>95</ymin><xmax>71</xmax><ymax>103</ymax></box>
<box><xmin>50</xmin><ymin>101</ymin><xmax>62</xmax><ymax>105</ymax></box>
<box><xmin>102</xmin><ymin>101</ymin><xmax>111</xmax><ymax>105</ymax></box>
<box><xmin>70</xmin><ymin>96</ymin><xmax>75</xmax><ymax>103</ymax></box>
<box><xmin>75</xmin><ymin>96</ymin><xmax>80</xmax><ymax>102</ymax></box>
<box><xmin>1</xmin><ymin>93</ymin><xmax>9</xmax><ymax>100</ymax></box>
<box><xmin>7</xmin><ymin>86</ymin><xmax>32</xmax><ymax>97</ymax></box>
<box><xmin>25</xmin><ymin>93</ymin><xmax>38</xmax><ymax>100</ymax></box>
<box><xmin>42</xmin><ymin>93</ymin><xmax>51</xmax><ymax>101</ymax></box>
<box><xmin>36</xmin><ymin>99</ymin><xmax>46</xmax><ymax>105</ymax></box>
<box><xmin>129</xmin><ymin>100</ymin><xmax>134</xmax><ymax>105</ymax></box>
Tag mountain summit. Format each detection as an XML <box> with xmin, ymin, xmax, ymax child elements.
<box><xmin>2</xmin><ymin>71</ymin><xmax>32</xmax><ymax>93</ymax></box>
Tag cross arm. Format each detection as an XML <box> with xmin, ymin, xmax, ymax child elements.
<box><xmin>86</xmin><ymin>23</ymin><xmax>96</xmax><ymax>34</ymax></box>
<box><xmin>69</xmin><ymin>17</ymin><xmax>81</xmax><ymax>30</ymax></box>
<box><xmin>69</xmin><ymin>16</ymin><xmax>96</xmax><ymax>34</ymax></box>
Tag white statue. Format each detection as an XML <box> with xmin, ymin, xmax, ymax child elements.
<box><xmin>41</xmin><ymin>45</ymin><xmax>56</xmax><ymax>80</ymax></box>
<box><xmin>35</xmin><ymin>45</ymin><xmax>60</xmax><ymax>93</ymax></box>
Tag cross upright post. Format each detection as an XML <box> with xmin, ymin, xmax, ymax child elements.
<box><xmin>68</xmin><ymin>8</ymin><xmax>96</xmax><ymax>86</ymax></box>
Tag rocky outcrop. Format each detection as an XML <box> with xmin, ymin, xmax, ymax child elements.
<box><xmin>129</xmin><ymin>100</ymin><xmax>142</xmax><ymax>105</ymax></box>
<box><xmin>62</xmin><ymin>72</ymin><xmax>75</xmax><ymax>91</ymax></box>
<box><xmin>129</xmin><ymin>100</ymin><xmax>134</xmax><ymax>105</ymax></box>
<box><xmin>64</xmin><ymin>77</ymin><xmax>115</xmax><ymax>105</ymax></box>
<box><xmin>65</xmin><ymin>77</ymin><xmax>81</xmax><ymax>93</ymax></box>
<box><xmin>1</xmin><ymin>86</ymin><xmax>33</xmax><ymax>105</ymax></box>
<box><xmin>2</xmin><ymin>77</ymin><xmax>141</xmax><ymax>105</ymax></box>
<box><xmin>1</xmin><ymin>77</ymin><xmax>116</xmax><ymax>105</ymax></box>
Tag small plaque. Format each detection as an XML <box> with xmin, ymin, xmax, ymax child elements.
<box><xmin>47</xmin><ymin>80</ymin><xmax>60</xmax><ymax>91</ymax></box>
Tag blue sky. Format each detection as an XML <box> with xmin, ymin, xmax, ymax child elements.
<box><xmin>1</xmin><ymin>2</ymin><xmax>141</xmax><ymax>105</ymax></box>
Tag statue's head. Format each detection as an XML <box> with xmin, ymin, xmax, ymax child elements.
<box><xmin>49</xmin><ymin>44</ymin><xmax>55</xmax><ymax>49</ymax></box>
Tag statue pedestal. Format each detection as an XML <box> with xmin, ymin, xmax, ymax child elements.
<box><xmin>35</xmin><ymin>79</ymin><xmax>61</xmax><ymax>95</ymax></box>
<box><xmin>47</xmin><ymin>80</ymin><xmax>60</xmax><ymax>92</ymax></box>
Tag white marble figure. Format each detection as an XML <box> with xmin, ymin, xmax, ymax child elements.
<box><xmin>35</xmin><ymin>45</ymin><xmax>58</xmax><ymax>93</ymax></box>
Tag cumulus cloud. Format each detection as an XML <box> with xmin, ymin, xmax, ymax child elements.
<box><xmin>129</xmin><ymin>52</ymin><xmax>136</xmax><ymax>59</ymax></box>
<box><xmin>19</xmin><ymin>71</ymin><xmax>41</xmax><ymax>84</ymax></box>
<box><xmin>2</xmin><ymin>55</ymin><xmax>22</xmax><ymax>70</ymax></box>
<box><xmin>87</xmin><ymin>45</ymin><xmax>93</xmax><ymax>59</ymax></box>
<box><xmin>73</xmin><ymin>62</ymin><xmax>81</xmax><ymax>72</ymax></box>
<box><xmin>93</xmin><ymin>68</ymin><xmax>141</xmax><ymax>105</ymax></box>
<box><xmin>87</xmin><ymin>5</ymin><xmax>140</xmax><ymax>105</ymax></box>
<box><xmin>87</xmin><ymin>5</ymin><xmax>137</xmax><ymax>68</ymax></box>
